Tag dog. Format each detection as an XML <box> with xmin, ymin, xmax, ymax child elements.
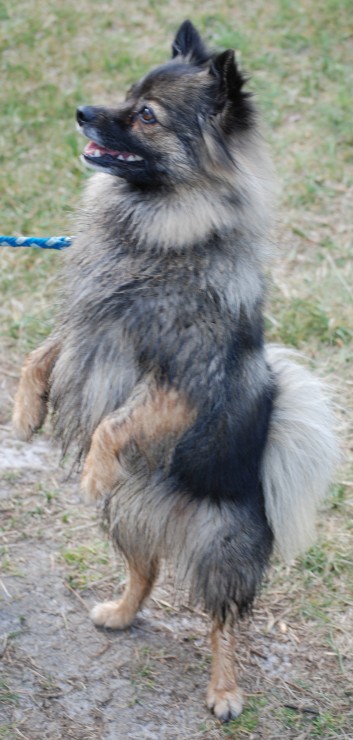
<box><xmin>13</xmin><ymin>20</ymin><xmax>338</xmax><ymax>722</ymax></box>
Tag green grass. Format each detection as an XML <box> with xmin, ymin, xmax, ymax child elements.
<box><xmin>61</xmin><ymin>541</ymin><xmax>112</xmax><ymax>589</ymax></box>
<box><xmin>267</xmin><ymin>297</ymin><xmax>353</xmax><ymax>348</ymax></box>
<box><xmin>222</xmin><ymin>697</ymin><xmax>267</xmax><ymax>735</ymax></box>
<box><xmin>276</xmin><ymin>706</ymin><xmax>348</xmax><ymax>738</ymax></box>
<box><xmin>1</xmin><ymin>0</ymin><xmax>352</xmax><ymax>357</ymax></box>
<box><xmin>0</xmin><ymin>680</ymin><xmax>19</xmax><ymax>706</ymax></box>
<box><xmin>0</xmin><ymin>727</ymin><xmax>16</xmax><ymax>739</ymax></box>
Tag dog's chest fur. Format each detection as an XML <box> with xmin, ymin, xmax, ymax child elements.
<box><xmin>50</xmin><ymin>177</ymin><xmax>274</xmax><ymax>506</ymax></box>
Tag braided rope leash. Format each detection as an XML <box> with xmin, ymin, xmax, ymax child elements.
<box><xmin>0</xmin><ymin>235</ymin><xmax>72</xmax><ymax>250</ymax></box>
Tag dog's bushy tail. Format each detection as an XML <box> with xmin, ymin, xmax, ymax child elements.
<box><xmin>263</xmin><ymin>345</ymin><xmax>339</xmax><ymax>561</ymax></box>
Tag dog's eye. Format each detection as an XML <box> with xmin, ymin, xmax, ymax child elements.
<box><xmin>139</xmin><ymin>106</ymin><xmax>157</xmax><ymax>124</ymax></box>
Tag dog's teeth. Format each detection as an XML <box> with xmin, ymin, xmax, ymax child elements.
<box><xmin>114</xmin><ymin>153</ymin><xmax>143</xmax><ymax>162</ymax></box>
<box><xmin>93</xmin><ymin>150</ymin><xmax>102</xmax><ymax>157</ymax></box>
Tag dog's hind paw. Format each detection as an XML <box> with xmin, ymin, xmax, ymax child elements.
<box><xmin>90</xmin><ymin>600</ymin><xmax>134</xmax><ymax>630</ymax></box>
<box><xmin>207</xmin><ymin>685</ymin><xmax>244</xmax><ymax>722</ymax></box>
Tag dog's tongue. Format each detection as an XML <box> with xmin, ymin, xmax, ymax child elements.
<box><xmin>84</xmin><ymin>141</ymin><xmax>121</xmax><ymax>157</ymax></box>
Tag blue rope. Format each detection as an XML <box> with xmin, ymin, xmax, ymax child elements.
<box><xmin>0</xmin><ymin>235</ymin><xmax>72</xmax><ymax>250</ymax></box>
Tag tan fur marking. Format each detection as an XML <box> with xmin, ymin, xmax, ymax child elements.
<box><xmin>207</xmin><ymin>622</ymin><xmax>244</xmax><ymax>721</ymax></box>
<box><xmin>12</xmin><ymin>338</ymin><xmax>60</xmax><ymax>441</ymax></box>
<box><xmin>90</xmin><ymin>559</ymin><xmax>158</xmax><ymax>629</ymax></box>
<box><xmin>81</xmin><ymin>386</ymin><xmax>196</xmax><ymax>503</ymax></box>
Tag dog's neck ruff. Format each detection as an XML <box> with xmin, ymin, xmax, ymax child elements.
<box><xmin>83</xmin><ymin>172</ymin><xmax>273</xmax><ymax>258</ymax></box>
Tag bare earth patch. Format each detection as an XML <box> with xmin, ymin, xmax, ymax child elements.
<box><xmin>1</xmin><ymin>366</ymin><xmax>352</xmax><ymax>739</ymax></box>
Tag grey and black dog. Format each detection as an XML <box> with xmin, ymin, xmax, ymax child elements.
<box><xmin>13</xmin><ymin>21</ymin><xmax>338</xmax><ymax>721</ymax></box>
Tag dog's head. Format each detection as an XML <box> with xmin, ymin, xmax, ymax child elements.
<box><xmin>77</xmin><ymin>20</ymin><xmax>255</xmax><ymax>187</ymax></box>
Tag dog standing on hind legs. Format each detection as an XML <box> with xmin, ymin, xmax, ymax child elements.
<box><xmin>13</xmin><ymin>21</ymin><xmax>338</xmax><ymax>722</ymax></box>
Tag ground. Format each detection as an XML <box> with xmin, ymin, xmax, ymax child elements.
<box><xmin>1</xmin><ymin>370</ymin><xmax>352</xmax><ymax>739</ymax></box>
<box><xmin>1</xmin><ymin>1</ymin><xmax>353</xmax><ymax>738</ymax></box>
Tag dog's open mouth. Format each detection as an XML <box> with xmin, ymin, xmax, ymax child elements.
<box><xmin>83</xmin><ymin>140</ymin><xmax>144</xmax><ymax>165</ymax></box>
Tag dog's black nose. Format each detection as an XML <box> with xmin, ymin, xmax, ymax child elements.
<box><xmin>76</xmin><ymin>106</ymin><xmax>97</xmax><ymax>126</ymax></box>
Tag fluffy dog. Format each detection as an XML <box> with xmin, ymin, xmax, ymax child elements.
<box><xmin>13</xmin><ymin>21</ymin><xmax>338</xmax><ymax>721</ymax></box>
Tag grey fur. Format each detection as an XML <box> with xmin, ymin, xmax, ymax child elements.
<box><xmin>263</xmin><ymin>346</ymin><xmax>339</xmax><ymax>560</ymax></box>
<box><xmin>37</xmin><ymin>33</ymin><xmax>338</xmax><ymax>613</ymax></box>
<box><xmin>104</xmin><ymin>476</ymin><xmax>272</xmax><ymax>622</ymax></box>
<box><xmin>50</xmin><ymin>163</ymin><xmax>272</xmax><ymax>460</ymax></box>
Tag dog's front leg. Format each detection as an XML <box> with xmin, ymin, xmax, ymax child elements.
<box><xmin>80</xmin><ymin>410</ymin><xmax>129</xmax><ymax>503</ymax></box>
<box><xmin>207</xmin><ymin>620</ymin><xmax>244</xmax><ymax>721</ymax></box>
<box><xmin>81</xmin><ymin>383</ymin><xmax>196</xmax><ymax>504</ymax></box>
<box><xmin>12</xmin><ymin>337</ymin><xmax>61</xmax><ymax>440</ymax></box>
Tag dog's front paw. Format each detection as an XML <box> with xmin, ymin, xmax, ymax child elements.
<box><xmin>12</xmin><ymin>392</ymin><xmax>47</xmax><ymax>441</ymax></box>
<box><xmin>80</xmin><ymin>420</ymin><xmax>124</xmax><ymax>504</ymax></box>
<box><xmin>207</xmin><ymin>685</ymin><xmax>244</xmax><ymax>722</ymax></box>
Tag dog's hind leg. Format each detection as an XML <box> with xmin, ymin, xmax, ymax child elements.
<box><xmin>90</xmin><ymin>557</ymin><xmax>159</xmax><ymax>629</ymax></box>
<box><xmin>184</xmin><ymin>501</ymin><xmax>272</xmax><ymax>720</ymax></box>
<box><xmin>207</xmin><ymin>620</ymin><xmax>243</xmax><ymax>722</ymax></box>
<box><xmin>13</xmin><ymin>336</ymin><xmax>61</xmax><ymax>440</ymax></box>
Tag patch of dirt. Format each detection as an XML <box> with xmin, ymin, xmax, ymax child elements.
<box><xmin>1</xmin><ymin>365</ymin><xmax>352</xmax><ymax>740</ymax></box>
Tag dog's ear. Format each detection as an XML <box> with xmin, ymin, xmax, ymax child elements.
<box><xmin>172</xmin><ymin>20</ymin><xmax>210</xmax><ymax>65</ymax></box>
<box><xmin>211</xmin><ymin>50</ymin><xmax>255</xmax><ymax>131</ymax></box>
<box><xmin>212</xmin><ymin>50</ymin><xmax>245</xmax><ymax>99</ymax></box>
